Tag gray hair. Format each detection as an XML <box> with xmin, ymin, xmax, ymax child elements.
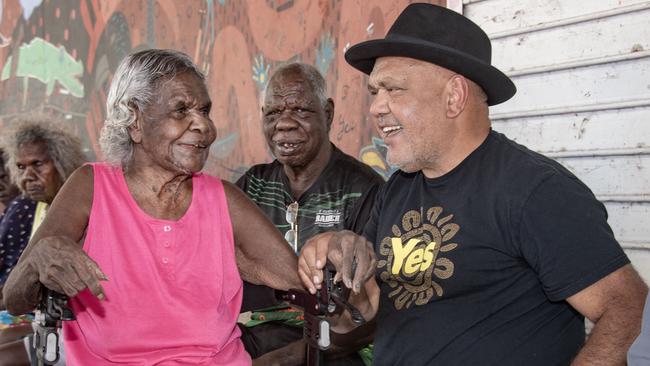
<box><xmin>100</xmin><ymin>49</ymin><xmax>205</xmax><ymax>166</ymax></box>
<box><xmin>0</xmin><ymin>114</ymin><xmax>86</xmax><ymax>186</ymax></box>
<box><xmin>264</xmin><ymin>62</ymin><xmax>328</xmax><ymax>107</ymax></box>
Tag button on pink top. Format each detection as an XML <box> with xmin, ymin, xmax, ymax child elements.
<box><xmin>63</xmin><ymin>163</ymin><xmax>250</xmax><ymax>365</ymax></box>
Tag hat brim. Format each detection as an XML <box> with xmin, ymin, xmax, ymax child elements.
<box><xmin>345</xmin><ymin>38</ymin><xmax>516</xmax><ymax>106</ymax></box>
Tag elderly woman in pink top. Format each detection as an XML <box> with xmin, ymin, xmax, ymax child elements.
<box><xmin>3</xmin><ymin>49</ymin><xmax>302</xmax><ymax>365</ymax></box>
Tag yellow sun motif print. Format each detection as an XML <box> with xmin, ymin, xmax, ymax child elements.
<box><xmin>377</xmin><ymin>206</ymin><xmax>459</xmax><ymax>310</ymax></box>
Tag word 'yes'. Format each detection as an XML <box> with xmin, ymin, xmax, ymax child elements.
<box><xmin>391</xmin><ymin>238</ymin><xmax>438</xmax><ymax>275</ymax></box>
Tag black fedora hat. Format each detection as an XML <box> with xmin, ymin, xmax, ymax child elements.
<box><xmin>345</xmin><ymin>3</ymin><xmax>516</xmax><ymax>105</ymax></box>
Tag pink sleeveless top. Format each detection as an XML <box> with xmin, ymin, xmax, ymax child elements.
<box><xmin>63</xmin><ymin>163</ymin><xmax>250</xmax><ymax>365</ymax></box>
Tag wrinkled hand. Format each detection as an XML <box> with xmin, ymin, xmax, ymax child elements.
<box><xmin>29</xmin><ymin>236</ymin><xmax>108</xmax><ymax>300</ymax></box>
<box><xmin>298</xmin><ymin>230</ymin><xmax>376</xmax><ymax>295</ymax></box>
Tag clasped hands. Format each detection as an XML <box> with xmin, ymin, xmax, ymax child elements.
<box><xmin>297</xmin><ymin>230</ymin><xmax>376</xmax><ymax>297</ymax></box>
<box><xmin>28</xmin><ymin>231</ymin><xmax>376</xmax><ymax>314</ymax></box>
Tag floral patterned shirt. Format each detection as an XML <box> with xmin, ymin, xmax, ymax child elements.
<box><xmin>0</xmin><ymin>195</ymin><xmax>36</xmax><ymax>286</ymax></box>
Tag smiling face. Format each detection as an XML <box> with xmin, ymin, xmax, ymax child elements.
<box><xmin>368</xmin><ymin>57</ymin><xmax>457</xmax><ymax>175</ymax></box>
<box><xmin>0</xmin><ymin>158</ymin><xmax>20</xmax><ymax>205</ymax></box>
<box><xmin>262</xmin><ymin>70</ymin><xmax>333</xmax><ymax>169</ymax></box>
<box><xmin>15</xmin><ymin>142</ymin><xmax>63</xmax><ymax>204</ymax></box>
<box><xmin>131</xmin><ymin>71</ymin><xmax>217</xmax><ymax>175</ymax></box>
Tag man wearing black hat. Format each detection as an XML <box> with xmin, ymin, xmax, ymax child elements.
<box><xmin>297</xmin><ymin>3</ymin><xmax>648</xmax><ymax>366</ymax></box>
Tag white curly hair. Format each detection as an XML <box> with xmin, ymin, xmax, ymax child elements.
<box><xmin>99</xmin><ymin>49</ymin><xmax>205</xmax><ymax>166</ymax></box>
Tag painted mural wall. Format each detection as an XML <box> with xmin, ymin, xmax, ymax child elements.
<box><xmin>0</xmin><ymin>0</ymin><xmax>444</xmax><ymax>182</ymax></box>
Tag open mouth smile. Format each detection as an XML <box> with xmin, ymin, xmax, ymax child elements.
<box><xmin>179</xmin><ymin>142</ymin><xmax>208</xmax><ymax>149</ymax></box>
<box><xmin>275</xmin><ymin>141</ymin><xmax>303</xmax><ymax>155</ymax></box>
<box><xmin>381</xmin><ymin>125</ymin><xmax>403</xmax><ymax>138</ymax></box>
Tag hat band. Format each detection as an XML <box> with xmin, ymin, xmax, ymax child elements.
<box><xmin>384</xmin><ymin>33</ymin><xmax>491</xmax><ymax>66</ymax></box>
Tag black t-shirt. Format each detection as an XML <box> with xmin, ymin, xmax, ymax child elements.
<box><xmin>363</xmin><ymin>130</ymin><xmax>629</xmax><ymax>366</ymax></box>
<box><xmin>237</xmin><ymin>145</ymin><xmax>384</xmax><ymax>310</ymax></box>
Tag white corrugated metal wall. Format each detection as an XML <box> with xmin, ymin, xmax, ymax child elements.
<box><xmin>461</xmin><ymin>0</ymin><xmax>650</xmax><ymax>283</ymax></box>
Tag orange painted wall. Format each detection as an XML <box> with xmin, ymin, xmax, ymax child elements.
<box><xmin>0</xmin><ymin>0</ymin><xmax>444</xmax><ymax>181</ymax></box>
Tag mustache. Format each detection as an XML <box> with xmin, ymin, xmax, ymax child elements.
<box><xmin>377</xmin><ymin>115</ymin><xmax>400</xmax><ymax>125</ymax></box>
